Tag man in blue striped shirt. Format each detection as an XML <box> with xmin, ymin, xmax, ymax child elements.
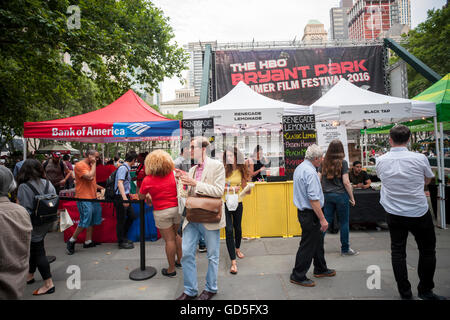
<box><xmin>290</xmin><ymin>144</ymin><xmax>335</xmax><ymax>287</ymax></box>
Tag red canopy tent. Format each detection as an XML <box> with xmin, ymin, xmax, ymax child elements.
<box><xmin>24</xmin><ymin>89</ymin><xmax>180</xmax><ymax>143</ymax></box>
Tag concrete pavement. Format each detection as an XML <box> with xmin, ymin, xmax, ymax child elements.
<box><xmin>23</xmin><ymin>226</ymin><xmax>450</xmax><ymax>300</ymax></box>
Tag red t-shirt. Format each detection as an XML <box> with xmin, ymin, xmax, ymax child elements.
<box><xmin>136</xmin><ymin>164</ymin><xmax>146</xmax><ymax>189</ymax></box>
<box><xmin>96</xmin><ymin>164</ymin><xmax>116</xmax><ymax>183</ymax></box>
<box><xmin>139</xmin><ymin>172</ymin><xmax>177</xmax><ymax>210</ymax></box>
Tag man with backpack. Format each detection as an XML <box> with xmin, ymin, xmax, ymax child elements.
<box><xmin>44</xmin><ymin>152</ymin><xmax>72</xmax><ymax>194</ymax></box>
<box><xmin>113</xmin><ymin>151</ymin><xmax>138</xmax><ymax>249</ymax></box>
<box><xmin>66</xmin><ymin>150</ymin><xmax>104</xmax><ymax>255</ymax></box>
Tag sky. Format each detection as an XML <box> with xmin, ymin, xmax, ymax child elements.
<box><xmin>151</xmin><ymin>0</ymin><xmax>447</xmax><ymax>102</ymax></box>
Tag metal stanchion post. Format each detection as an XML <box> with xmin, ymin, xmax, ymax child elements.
<box><xmin>129</xmin><ymin>200</ymin><xmax>157</xmax><ymax>281</ymax></box>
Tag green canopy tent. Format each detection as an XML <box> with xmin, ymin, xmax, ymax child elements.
<box><xmin>360</xmin><ymin>118</ymin><xmax>450</xmax><ymax>134</ymax></box>
<box><xmin>414</xmin><ymin>73</ymin><xmax>450</xmax><ymax>122</ymax></box>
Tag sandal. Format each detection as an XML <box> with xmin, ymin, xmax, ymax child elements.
<box><xmin>236</xmin><ymin>251</ymin><xmax>245</xmax><ymax>259</ymax></box>
<box><xmin>33</xmin><ymin>286</ymin><xmax>55</xmax><ymax>295</ymax></box>
<box><xmin>230</xmin><ymin>264</ymin><xmax>238</xmax><ymax>275</ymax></box>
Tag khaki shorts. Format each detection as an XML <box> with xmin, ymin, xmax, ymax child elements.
<box><xmin>153</xmin><ymin>207</ymin><xmax>181</xmax><ymax>229</ymax></box>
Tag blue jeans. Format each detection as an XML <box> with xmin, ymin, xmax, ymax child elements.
<box><xmin>181</xmin><ymin>223</ymin><xmax>220</xmax><ymax>296</ymax></box>
<box><xmin>323</xmin><ymin>192</ymin><xmax>350</xmax><ymax>253</ymax></box>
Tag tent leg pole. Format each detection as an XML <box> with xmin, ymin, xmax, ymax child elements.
<box><xmin>360</xmin><ymin>135</ymin><xmax>363</xmax><ymax>164</ymax></box>
<box><xmin>433</xmin><ymin>117</ymin><xmax>444</xmax><ymax>228</ymax></box>
<box><xmin>23</xmin><ymin>138</ymin><xmax>27</xmax><ymax>160</ymax></box>
<box><xmin>439</xmin><ymin>122</ymin><xmax>446</xmax><ymax>229</ymax></box>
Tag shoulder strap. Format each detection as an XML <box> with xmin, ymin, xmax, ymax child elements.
<box><xmin>60</xmin><ymin>160</ymin><xmax>65</xmax><ymax>173</ymax></box>
<box><xmin>43</xmin><ymin>160</ymin><xmax>48</xmax><ymax>169</ymax></box>
<box><xmin>44</xmin><ymin>179</ymin><xmax>50</xmax><ymax>194</ymax></box>
<box><xmin>25</xmin><ymin>181</ymin><xmax>40</xmax><ymax>196</ymax></box>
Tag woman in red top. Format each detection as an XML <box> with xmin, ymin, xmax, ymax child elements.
<box><xmin>139</xmin><ymin>150</ymin><xmax>182</xmax><ymax>277</ymax></box>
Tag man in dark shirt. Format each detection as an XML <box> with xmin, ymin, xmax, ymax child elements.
<box><xmin>349</xmin><ymin>161</ymin><xmax>371</xmax><ymax>189</ymax></box>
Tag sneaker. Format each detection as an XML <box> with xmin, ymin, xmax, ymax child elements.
<box><xmin>418</xmin><ymin>291</ymin><xmax>447</xmax><ymax>300</ymax></box>
<box><xmin>66</xmin><ymin>240</ymin><xmax>75</xmax><ymax>255</ymax></box>
<box><xmin>314</xmin><ymin>269</ymin><xmax>336</xmax><ymax>278</ymax></box>
<box><xmin>289</xmin><ymin>275</ymin><xmax>315</xmax><ymax>287</ymax></box>
<box><xmin>175</xmin><ymin>261</ymin><xmax>182</xmax><ymax>268</ymax></box>
<box><xmin>198</xmin><ymin>245</ymin><xmax>207</xmax><ymax>253</ymax></box>
<box><xmin>118</xmin><ymin>242</ymin><xmax>134</xmax><ymax>249</ymax></box>
<box><xmin>341</xmin><ymin>248</ymin><xmax>359</xmax><ymax>256</ymax></box>
<box><xmin>83</xmin><ymin>242</ymin><xmax>96</xmax><ymax>248</ymax></box>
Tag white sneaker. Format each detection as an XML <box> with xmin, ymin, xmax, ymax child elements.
<box><xmin>341</xmin><ymin>248</ymin><xmax>359</xmax><ymax>256</ymax></box>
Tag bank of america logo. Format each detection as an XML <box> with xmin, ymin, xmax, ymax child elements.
<box><xmin>127</xmin><ymin>123</ymin><xmax>150</xmax><ymax>135</ymax></box>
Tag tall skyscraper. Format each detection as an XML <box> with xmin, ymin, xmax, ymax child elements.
<box><xmin>330</xmin><ymin>0</ymin><xmax>353</xmax><ymax>40</ymax></box>
<box><xmin>348</xmin><ymin>0</ymin><xmax>395</xmax><ymax>40</ymax></box>
<box><xmin>397</xmin><ymin>0</ymin><xmax>411</xmax><ymax>27</ymax></box>
<box><xmin>340</xmin><ymin>0</ymin><xmax>353</xmax><ymax>7</ymax></box>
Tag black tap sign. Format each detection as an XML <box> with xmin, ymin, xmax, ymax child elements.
<box><xmin>282</xmin><ymin>115</ymin><xmax>316</xmax><ymax>180</ymax></box>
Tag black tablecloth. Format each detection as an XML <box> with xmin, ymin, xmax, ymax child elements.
<box><xmin>328</xmin><ymin>189</ymin><xmax>387</xmax><ymax>232</ymax></box>
<box><xmin>350</xmin><ymin>189</ymin><xmax>387</xmax><ymax>223</ymax></box>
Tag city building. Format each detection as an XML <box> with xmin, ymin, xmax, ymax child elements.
<box><xmin>340</xmin><ymin>0</ymin><xmax>353</xmax><ymax>7</ymax></box>
<box><xmin>302</xmin><ymin>20</ymin><xmax>328</xmax><ymax>43</ymax></box>
<box><xmin>159</xmin><ymin>82</ymin><xmax>199</xmax><ymax>116</ymax></box>
<box><xmin>329</xmin><ymin>0</ymin><xmax>353</xmax><ymax>40</ymax></box>
<box><xmin>395</xmin><ymin>0</ymin><xmax>411</xmax><ymax>27</ymax></box>
<box><xmin>348</xmin><ymin>0</ymin><xmax>396</xmax><ymax>40</ymax></box>
<box><xmin>186</xmin><ymin>41</ymin><xmax>218</xmax><ymax>97</ymax></box>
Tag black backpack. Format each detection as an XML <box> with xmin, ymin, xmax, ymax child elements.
<box><xmin>26</xmin><ymin>180</ymin><xmax>59</xmax><ymax>226</ymax></box>
<box><xmin>105</xmin><ymin>166</ymin><xmax>129</xmax><ymax>202</ymax></box>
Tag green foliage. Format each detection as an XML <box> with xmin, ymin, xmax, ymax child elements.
<box><xmin>402</xmin><ymin>5</ymin><xmax>450</xmax><ymax>98</ymax></box>
<box><xmin>0</xmin><ymin>0</ymin><xmax>188</xmax><ymax>150</ymax></box>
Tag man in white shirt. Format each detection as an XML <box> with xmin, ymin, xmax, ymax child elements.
<box><xmin>376</xmin><ymin>125</ymin><xmax>445</xmax><ymax>300</ymax></box>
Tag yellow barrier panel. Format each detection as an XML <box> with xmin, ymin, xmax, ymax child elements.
<box><xmin>219</xmin><ymin>181</ymin><xmax>302</xmax><ymax>239</ymax></box>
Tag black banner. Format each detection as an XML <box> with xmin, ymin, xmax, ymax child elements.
<box><xmin>181</xmin><ymin>118</ymin><xmax>214</xmax><ymax>139</ymax></box>
<box><xmin>282</xmin><ymin>115</ymin><xmax>316</xmax><ymax>180</ymax></box>
<box><xmin>215</xmin><ymin>46</ymin><xmax>385</xmax><ymax>106</ymax></box>
<box><xmin>181</xmin><ymin>118</ymin><xmax>215</xmax><ymax>156</ymax></box>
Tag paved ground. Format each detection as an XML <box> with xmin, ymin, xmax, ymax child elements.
<box><xmin>23</xmin><ymin>225</ymin><xmax>450</xmax><ymax>300</ymax></box>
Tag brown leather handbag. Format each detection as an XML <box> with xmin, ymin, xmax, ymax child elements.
<box><xmin>185</xmin><ymin>195</ymin><xmax>223</xmax><ymax>223</ymax></box>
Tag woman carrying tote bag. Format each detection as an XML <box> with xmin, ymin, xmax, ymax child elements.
<box><xmin>223</xmin><ymin>146</ymin><xmax>251</xmax><ymax>275</ymax></box>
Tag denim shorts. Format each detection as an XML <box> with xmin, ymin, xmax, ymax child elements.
<box><xmin>77</xmin><ymin>201</ymin><xmax>102</xmax><ymax>228</ymax></box>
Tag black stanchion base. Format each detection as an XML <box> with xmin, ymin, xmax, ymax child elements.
<box><xmin>47</xmin><ymin>256</ymin><xmax>56</xmax><ymax>264</ymax></box>
<box><xmin>129</xmin><ymin>266</ymin><xmax>157</xmax><ymax>281</ymax></box>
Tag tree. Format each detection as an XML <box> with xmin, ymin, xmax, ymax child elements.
<box><xmin>0</xmin><ymin>0</ymin><xmax>188</xmax><ymax>150</ymax></box>
<box><xmin>402</xmin><ymin>5</ymin><xmax>450</xmax><ymax>98</ymax></box>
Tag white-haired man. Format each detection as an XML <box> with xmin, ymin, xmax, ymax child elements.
<box><xmin>290</xmin><ymin>144</ymin><xmax>335</xmax><ymax>287</ymax></box>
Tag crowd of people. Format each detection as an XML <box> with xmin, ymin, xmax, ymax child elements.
<box><xmin>0</xmin><ymin>127</ymin><xmax>446</xmax><ymax>300</ymax></box>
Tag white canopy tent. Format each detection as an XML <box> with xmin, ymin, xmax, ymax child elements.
<box><xmin>183</xmin><ymin>81</ymin><xmax>310</xmax><ymax>132</ymax></box>
<box><xmin>310</xmin><ymin>78</ymin><xmax>436</xmax><ymax>128</ymax></box>
<box><xmin>310</xmin><ymin>78</ymin><xmax>445</xmax><ymax>229</ymax></box>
